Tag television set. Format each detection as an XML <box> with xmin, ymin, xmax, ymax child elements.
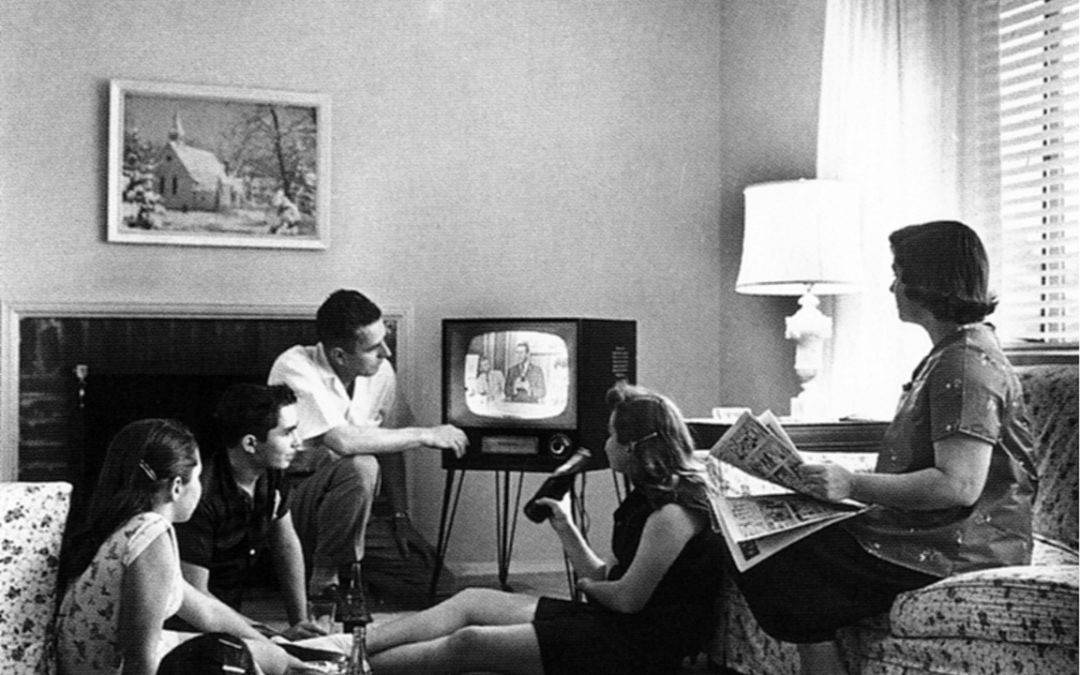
<box><xmin>442</xmin><ymin>318</ymin><xmax>636</xmax><ymax>472</ymax></box>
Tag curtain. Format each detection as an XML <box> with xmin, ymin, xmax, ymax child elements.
<box><xmin>815</xmin><ymin>0</ymin><xmax>999</xmax><ymax>419</ymax></box>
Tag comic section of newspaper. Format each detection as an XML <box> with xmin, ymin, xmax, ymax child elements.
<box><xmin>703</xmin><ymin>411</ymin><xmax>871</xmax><ymax>571</ymax></box>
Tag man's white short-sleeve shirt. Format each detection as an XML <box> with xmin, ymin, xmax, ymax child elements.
<box><xmin>268</xmin><ymin>343</ymin><xmax>397</xmax><ymax>443</ymax></box>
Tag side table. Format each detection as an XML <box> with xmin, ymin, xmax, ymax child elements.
<box><xmin>687</xmin><ymin>418</ymin><xmax>890</xmax><ymax>454</ymax></box>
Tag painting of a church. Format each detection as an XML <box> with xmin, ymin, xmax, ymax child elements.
<box><xmin>108</xmin><ymin>79</ymin><xmax>328</xmax><ymax>249</ymax></box>
<box><xmin>156</xmin><ymin>112</ymin><xmax>244</xmax><ymax>213</ymax></box>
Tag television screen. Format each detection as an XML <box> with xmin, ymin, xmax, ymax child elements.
<box><xmin>443</xmin><ymin>317</ymin><xmax>634</xmax><ymax>470</ymax></box>
<box><xmin>462</xmin><ymin>330</ymin><xmax>569</xmax><ymax>421</ymax></box>
<box><xmin>444</xmin><ymin>320</ymin><xmax>579</xmax><ymax>431</ymax></box>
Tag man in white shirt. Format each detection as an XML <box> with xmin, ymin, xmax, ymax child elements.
<box><xmin>268</xmin><ymin>289</ymin><xmax>467</xmax><ymax>611</ymax></box>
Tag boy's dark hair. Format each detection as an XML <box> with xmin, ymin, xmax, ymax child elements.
<box><xmin>216</xmin><ymin>383</ymin><xmax>298</xmax><ymax>448</ymax></box>
<box><xmin>316</xmin><ymin>289</ymin><xmax>382</xmax><ymax>350</ymax></box>
<box><xmin>889</xmin><ymin>220</ymin><xmax>997</xmax><ymax>323</ymax></box>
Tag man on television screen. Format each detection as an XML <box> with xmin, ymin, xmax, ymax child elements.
<box><xmin>267</xmin><ymin>289</ymin><xmax>467</xmax><ymax>612</ymax></box>
<box><xmin>505</xmin><ymin>341</ymin><xmax>546</xmax><ymax>403</ymax></box>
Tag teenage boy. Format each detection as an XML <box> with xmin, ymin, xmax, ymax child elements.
<box><xmin>176</xmin><ymin>383</ymin><xmax>322</xmax><ymax>640</ymax></box>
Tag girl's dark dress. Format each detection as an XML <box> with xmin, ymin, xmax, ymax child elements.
<box><xmin>532</xmin><ymin>481</ymin><xmax>726</xmax><ymax>674</ymax></box>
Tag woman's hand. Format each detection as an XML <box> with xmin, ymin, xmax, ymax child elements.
<box><xmin>575</xmin><ymin>576</ymin><xmax>593</xmax><ymax>595</ymax></box>
<box><xmin>799</xmin><ymin>463</ymin><xmax>855</xmax><ymax>502</ymax></box>
<box><xmin>537</xmin><ymin>493</ymin><xmax>574</xmax><ymax>532</ymax></box>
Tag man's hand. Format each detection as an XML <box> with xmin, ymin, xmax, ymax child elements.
<box><xmin>279</xmin><ymin>620</ymin><xmax>327</xmax><ymax>641</ymax></box>
<box><xmin>423</xmin><ymin>425</ymin><xmax>468</xmax><ymax>458</ymax></box>
<box><xmin>799</xmin><ymin>463</ymin><xmax>855</xmax><ymax>502</ymax></box>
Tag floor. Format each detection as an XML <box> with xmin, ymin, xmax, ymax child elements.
<box><xmin>243</xmin><ymin>570</ymin><xmax>724</xmax><ymax>673</ymax></box>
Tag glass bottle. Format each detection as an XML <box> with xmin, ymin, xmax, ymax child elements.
<box><xmin>342</xmin><ymin>562</ymin><xmax>371</xmax><ymax>632</ymax></box>
<box><xmin>346</xmin><ymin>623</ymin><xmax>373</xmax><ymax>675</ymax></box>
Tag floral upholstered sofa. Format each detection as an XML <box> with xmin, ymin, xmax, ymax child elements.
<box><xmin>707</xmin><ymin>363</ymin><xmax>1079</xmax><ymax>674</ymax></box>
<box><xmin>0</xmin><ymin>481</ymin><xmax>72</xmax><ymax>675</ymax></box>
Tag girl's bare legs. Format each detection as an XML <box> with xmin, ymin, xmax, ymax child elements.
<box><xmin>797</xmin><ymin>641</ymin><xmax>848</xmax><ymax>675</ymax></box>
<box><xmin>371</xmin><ymin>623</ymin><xmax>544</xmax><ymax>675</ymax></box>
<box><xmin>367</xmin><ymin>587</ymin><xmax>538</xmax><ymax>653</ymax></box>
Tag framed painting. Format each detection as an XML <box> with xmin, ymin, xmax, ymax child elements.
<box><xmin>107</xmin><ymin>79</ymin><xmax>330</xmax><ymax>249</ymax></box>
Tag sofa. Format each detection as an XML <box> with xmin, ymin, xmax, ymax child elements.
<box><xmin>708</xmin><ymin>364</ymin><xmax>1079</xmax><ymax>674</ymax></box>
<box><xmin>0</xmin><ymin>481</ymin><xmax>72</xmax><ymax>675</ymax></box>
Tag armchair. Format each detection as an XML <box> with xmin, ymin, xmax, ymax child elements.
<box><xmin>710</xmin><ymin>364</ymin><xmax>1079</xmax><ymax>675</ymax></box>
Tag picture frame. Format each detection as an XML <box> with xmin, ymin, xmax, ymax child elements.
<box><xmin>107</xmin><ymin>79</ymin><xmax>330</xmax><ymax>249</ymax></box>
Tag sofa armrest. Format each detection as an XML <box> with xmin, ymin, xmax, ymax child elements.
<box><xmin>888</xmin><ymin>564</ymin><xmax>1078</xmax><ymax>646</ymax></box>
<box><xmin>0</xmin><ymin>481</ymin><xmax>73</xmax><ymax>672</ymax></box>
<box><xmin>1032</xmin><ymin>533</ymin><xmax>1080</xmax><ymax>566</ymax></box>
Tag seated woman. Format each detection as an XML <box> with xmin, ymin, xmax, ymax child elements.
<box><xmin>734</xmin><ymin>221</ymin><xmax>1037</xmax><ymax>674</ymax></box>
<box><xmin>359</xmin><ymin>382</ymin><xmax>726</xmax><ymax>674</ymax></box>
<box><xmin>56</xmin><ymin>418</ymin><xmax>311</xmax><ymax>675</ymax></box>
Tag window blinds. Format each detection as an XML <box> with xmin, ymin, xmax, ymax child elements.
<box><xmin>993</xmin><ymin>0</ymin><xmax>1079</xmax><ymax>343</ymax></box>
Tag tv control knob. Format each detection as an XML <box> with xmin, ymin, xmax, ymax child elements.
<box><xmin>548</xmin><ymin>433</ymin><xmax>573</xmax><ymax>458</ymax></box>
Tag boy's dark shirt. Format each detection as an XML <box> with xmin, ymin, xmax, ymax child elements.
<box><xmin>175</xmin><ymin>449</ymin><xmax>290</xmax><ymax>609</ymax></box>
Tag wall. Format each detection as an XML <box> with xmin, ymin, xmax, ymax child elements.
<box><xmin>716</xmin><ymin>1</ymin><xmax>828</xmax><ymax>412</ymax></box>
<box><xmin>0</xmin><ymin>0</ymin><xmax>825</xmax><ymax>570</ymax></box>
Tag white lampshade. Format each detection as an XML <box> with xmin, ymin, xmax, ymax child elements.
<box><xmin>736</xmin><ymin>179</ymin><xmax>863</xmax><ymax>296</ymax></box>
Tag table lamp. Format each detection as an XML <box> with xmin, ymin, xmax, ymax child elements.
<box><xmin>736</xmin><ymin>179</ymin><xmax>862</xmax><ymax>420</ymax></box>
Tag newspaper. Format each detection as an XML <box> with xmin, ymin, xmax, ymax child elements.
<box><xmin>704</xmin><ymin>411</ymin><xmax>871</xmax><ymax>572</ymax></box>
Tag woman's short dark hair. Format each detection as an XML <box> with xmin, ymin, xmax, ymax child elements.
<box><xmin>316</xmin><ymin>289</ymin><xmax>382</xmax><ymax>349</ymax></box>
<box><xmin>889</xmin><ymin>220</ymin><xmax>997</xmax><ymax>323</ymax></box>
<box><xmin>215</xmin><ymin>383</ymin><xmax>298</xmax><ymax>447</ymax></box>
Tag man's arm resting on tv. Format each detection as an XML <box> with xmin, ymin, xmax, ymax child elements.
<box><xmin>319</xmin><ymin>423</ymin><xmax>467</xmax><ymax>458</ymax></box>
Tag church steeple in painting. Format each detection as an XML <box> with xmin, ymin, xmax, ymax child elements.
<box><xmin>168</xmin><ymin>110</ymin><xmax>185</xmax><ymax>144</ymax></box>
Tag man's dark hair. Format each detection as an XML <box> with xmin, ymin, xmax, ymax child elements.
<box><xmin>316</xmin><ymin>289</ymin><xmax>382</xmax><ymax>350</ymax></box>
<box><xmin>216</xmin><ymin>383</ymin><xmax>298</xmax><ymax>448</ymax></box>
<box><xmin>889</xmin><ymin>220</ymin><xmax>997</xmax><ymax>324</ymax></box>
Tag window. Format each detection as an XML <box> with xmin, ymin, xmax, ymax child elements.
<box><xmin>986</xmin><ymin>0</ymin><xmax>1079</xmax><ymax>344</ymax></box>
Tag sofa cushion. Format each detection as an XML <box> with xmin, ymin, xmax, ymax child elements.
<box><xmin>855</xmin><ymin>632</ymin><xmax>1079</xmax><ymax>675</ymax></box>
<box><xmin>1017</xmin><ymin>365</ymin><xmax>1078</xmax><ymax>553</ymax></box>
<box><xmin>888</xmin><ymin>564</ymin><xmax>1079</xmax><ymax>646</ymax></box>
<box><xmin>0</xmin><ymin>482</ymin><xmax>72</xmax><ymax>673</ymax></box>
<box><xmin>1031</xmin><ymin>532</ymin><xmax>1080</xmax><ymax>566</ymax></box>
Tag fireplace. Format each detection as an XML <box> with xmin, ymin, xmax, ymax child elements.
<box><xmin>4</xmin><ymin>302</ymin><xmax>449</xmax><ymax>600</ymax></box>
<box><xmin>12</xmin><ymin>310</ymin><xmax>309</xmax><ymax>506</ymax></box>
<box><xmin>5</xmin><ymin>302</ymin><xmax>406</xmax><ymax>486</ymax></box>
